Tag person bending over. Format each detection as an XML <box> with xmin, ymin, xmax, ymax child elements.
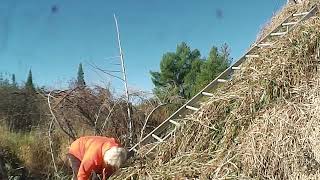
<box><xmin>67</xmin><ymin>136</ymin><xmax>127</xmax><ymax>180</ymax></box>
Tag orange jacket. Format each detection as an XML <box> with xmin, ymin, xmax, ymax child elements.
<box><xmin>68</xmin><ymin>136</ymin><xmax>121</xmax><ymax>180</ymax></box>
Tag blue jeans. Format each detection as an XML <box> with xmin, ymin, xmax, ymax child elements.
<box><xmin>67</xmin><ymin>153</ymin><xmax>100</xmax><ymax>180</ymax></box>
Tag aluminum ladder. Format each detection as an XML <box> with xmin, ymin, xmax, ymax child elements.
<box><xmin>129</xmin><ymin>5</ymin><xmax>319</xmax><ymax>155</ymax></box>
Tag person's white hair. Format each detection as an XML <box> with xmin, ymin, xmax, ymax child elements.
<box><xmin>103</xmin><ymin>147</ymin><xmax>127</xmax><ymax>169</ymax></box>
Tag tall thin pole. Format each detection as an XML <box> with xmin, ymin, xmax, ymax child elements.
<box><xmin>114</xmin><ymin>14</ymin><xmax>133</xmax><ymax>146</ymax></box>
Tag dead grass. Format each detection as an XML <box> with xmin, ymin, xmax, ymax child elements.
<box><xmin>0</xmin><ymin>126</ymin><xmax>70</xmax><ymax>178</ymax></box>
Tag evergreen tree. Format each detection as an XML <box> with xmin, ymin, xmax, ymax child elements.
<box><xmin>77</xmin><ymin>63</ymin><xmax>86</xmax><ymax>88</ymax></box>
<box><xmin>150</xmin><ymin>42</ymin><xmax>201</xmax><ymax>100</ymax></box>
<box><xmin>0</xmin><ymin>73</ymin><xmax>3</xmax><ymax>86</ymax></box>
<box><xmin>11</xmin><ymin>74</ymin><xmax>17</xmax><ymax>87</ymax></box>
<box><xmin>184</xmin><ymin>59</ymin><xmax>203</xmax><ymax>98</ymax></box>
<box><xmin>151</xmin><ymin>42</ymin><xmax>231</xmax><ymax>101</ymax></box>
<box><xmin>195</xmin><ymin>44</ymin><xmax>230</xmax><ymax>92</ymax></box>
<box><xmin>25</xmin><ymin>69</ymin><xmax>35</xmax><ymax>91</ymax></box>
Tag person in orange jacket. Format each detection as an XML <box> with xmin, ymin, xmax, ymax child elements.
<box><xmin>67</xmin><ymin>136</ymin><xmax>127</xmax><ymax>180</ymax></box>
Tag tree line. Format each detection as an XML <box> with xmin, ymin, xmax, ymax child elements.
<box><xmin>0</xmin><ymin>63</ymin><xmax>86</xmax><ymax>132</ymax></box>
<box><xmin>0</xmin><ymin>41</ymin><xmax>231</xmax><ymax>133</ymax></box>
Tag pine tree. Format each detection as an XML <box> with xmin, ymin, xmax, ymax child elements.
<box><xmin>0</xmin><ymin>73</ymin><xmax>3</xmax><ymax>86</ymax></box>
<box><xmin>12</xmin><ymin>74</ymin><xmax>17</xmax><ymax>87</ymax></box>
<box><xmin>150</xmin><ymin>42</ymin><xmax>201</xmax><ymax>100</ymax></box>
<box><xmin>151</xmin><ymin>42</ymin><xmax>231</xmax><ymax>101</ymax></box>
<box><xmin>77</xmin><ymin>63</ymin><xmax>86</xmax><ymax>88</ymax></box>
<box><xmin>194</xmin><ymin>45</ymin><xmax>230</xmax><ymax>92</ymax></box>
<box><xmin>25</xmin><ymin>69</ymin><xmax>35</xmax><ymax>91</ymax></box>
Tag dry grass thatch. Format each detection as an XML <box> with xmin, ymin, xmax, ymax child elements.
<box><xmin>113</xmin><ymin>1</ymin><xmax>320</xmax><ymax>179</ymax></box>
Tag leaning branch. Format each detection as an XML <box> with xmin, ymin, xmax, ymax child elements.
<box><xmin>139</xmin><ymin>103</ymin><xmax>168</xmax><ymax>141</ymax></box>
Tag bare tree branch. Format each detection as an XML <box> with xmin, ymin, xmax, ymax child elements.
<box><xmin>101</xmin><ymin>98</ymin><xmax>122</xmax><ymax>130</ymax></box>
<box><xmin>94</xmin><ymin>99</ymin><xmax>108</xmax><ymax>135</ymax></box>
<box><xmin>48</xmin><ymin>117</ymin><xmax>58</xmax><ymax>176</ymax></box>
<box><xmin>104</xmin><ymin>55</ymin><xmax>121</xmax><ymax>61</ymax></box>
<box><xmin>88</xmin><ymin>62</ymin><xmax>124</xmax><ymax>82</ymax></box>
<box><xmin>47</xmin><ymin>91</ymin><xmax>76</xmax><ymax>140</ymax></box>
<box><xmin>139</xmin><ymin>103</ymin><xmax>167</xmax><ymax>141</ymax></box>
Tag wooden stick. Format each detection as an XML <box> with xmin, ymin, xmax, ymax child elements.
<box><xmin>114</xmin><ymin>14</ymin><xmax>133</xmax><ymax>146</ymax></box>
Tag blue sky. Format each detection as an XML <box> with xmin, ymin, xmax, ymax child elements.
<box><xmin>0</xmin><ymin>0</ymin><xmax>286</xmax><ymax>92</ymax></box>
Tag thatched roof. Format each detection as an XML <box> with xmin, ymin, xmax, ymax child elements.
<box><xmin>113</xmin><ymin>1</ymin><xmax>320</xmax><ymax>179</ymax></box>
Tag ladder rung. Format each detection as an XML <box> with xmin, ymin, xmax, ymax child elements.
<box><xmin>169</xmin><ymin>119</ymin><xmax>180</xmax><ymax>127</ymax></box>
<box><xmin>217</xmin><ymin>79</ymin><xmax>228</xmax><ymax>83</ymax></box>
<box><xmin>282</xmin><ymin>22</ymin><xmax>298</xmax><ymax>26</ymax></box>
<box><xmin>202</xmin><ymin>92</ymin><xmax>213</xmax><ymax>97</ymax></box>
<box><xmin>231</xmin><ymin>66</ymin><xmax>241</xmax><ymax>70</ymax></box>
<box><xmin>152</xmin><ymin>134</ymin><xmax>164</xmax><ymax>142</ymax></box>
<box><xmin>163</xmin><ymin>130</ymin><xmax>175</xmax><ymax>140</ymax></box>
<box><xmin>293</xmin><ymin>12</ymin><xmax>309</xmax><ymax>17</ymax></box>
<box><xmin>145</xmin><ymin>144</ymin><xmax>158</xmax><ymax>155</ymax></box>
<box><xmin>270</xmin><ymin>32</ymin><xmax>287</xmax><ymax>36</ymax></box>
<box><xmin>185</xmin><ymin>105</ymin><xmax>199</xmax><ymax>111</ymax></box>
<box><xmin>245</xmin><ymin>54</ymin><xmax>259</xmax><ymax>58</ymax></box>
<box><xmin>257</xmin><ymin>43</ymin><xmax>273</xmax><ymax>47</ymax></box>
<box><xmin>146</xmin><ymin>130</ymin><xmax>175</xmax><ymax>155</ymax></box>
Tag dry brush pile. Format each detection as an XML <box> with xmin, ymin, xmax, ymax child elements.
<box><xmin>113</xmin><ymin>2</ymin><xmax>320</xmax><ymax>180</ymax></box>
<box><xmin>48</xmin><ymin>86</ymin><xmax>171</xmax><ymax>147</ymax></box>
